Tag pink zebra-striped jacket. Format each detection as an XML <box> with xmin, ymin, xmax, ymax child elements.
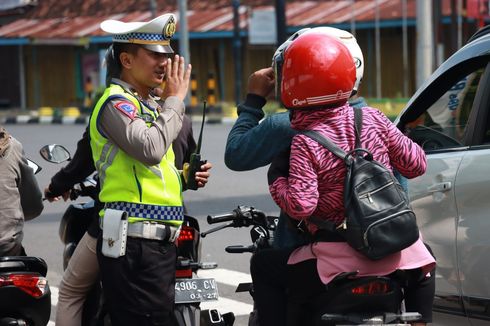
<box><xmin>269</xmin><ymin>104</ymin><xmax>435</xmax><ymax>284</ymax></box>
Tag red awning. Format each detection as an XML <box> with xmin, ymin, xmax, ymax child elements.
<box><xmin>0</xmin><ymin>0</ymin><xmax>455</xmax><ymax>43</ymax></box>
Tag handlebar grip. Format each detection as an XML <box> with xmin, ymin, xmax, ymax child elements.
<box><xmin>225</xmin><ymin>245</ymin><xmax>254</xmax><ymax>253</ymax></box>
<box><xmin>207</xmin><ymin>212</ymin><xmax>237</xmax><ymax>224</ymax></box>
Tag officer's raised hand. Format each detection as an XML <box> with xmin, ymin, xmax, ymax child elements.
<box><xmin>248</xmin><ymin>67</ymin><xmax>275</xmax><ymax>99</ymax></box>
<box><xmin>163</xmin><ymin>54</ymin><xmax>192</xmax><ymax>101</ymax></box>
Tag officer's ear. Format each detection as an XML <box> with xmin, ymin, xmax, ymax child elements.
<box><xmin>119</xmin><ymin>51</ymin><xmax>134</xmax><ymax>70</ymax></box>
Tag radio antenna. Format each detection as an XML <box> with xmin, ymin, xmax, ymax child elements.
<box><xmin>196</xmin><ymin>100</ymin><xmax>206</xmax><ymax>153</ymax></box>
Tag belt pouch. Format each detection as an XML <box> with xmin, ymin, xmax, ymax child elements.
<box><xmin>102</xmin><ymin>209</ymin><xmax>128</xmax><ymax>258</ymax></box>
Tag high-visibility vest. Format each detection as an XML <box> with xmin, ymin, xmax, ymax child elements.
<box><xmin>89</xmin><ymin>83</ymin><xmax>183</xmax><ymax>225</ymax></box>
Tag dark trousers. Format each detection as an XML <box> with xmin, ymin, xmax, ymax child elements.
<box><xmin>250</xmin><ymin>248</ymin><xmax>325</xmax><ymax>326</ymax></box>
<box><xmin>250</xmin><ymin>248</ymin><xmax>436</xmax><ymax>326</ymax></box>
<box><xmin>97</xmin><ymin>235</ymin><xmax>177</xmax><ymax>326</ymax></box>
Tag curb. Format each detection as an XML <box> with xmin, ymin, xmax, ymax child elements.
<box><xmin>2</xmin><ymin>115</ymin><xmax>237</xmax><ymax>125</ymax></box>
<box><xmin>1</xmin><ymin>115</ymin><xmax>90</xmax><ymax>125</ymax></box>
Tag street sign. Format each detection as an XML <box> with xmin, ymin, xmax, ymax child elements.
<box><xmin>249</xmin><ymin>9</ymin><xmax>277</xmax><ymax>45</ymax></box>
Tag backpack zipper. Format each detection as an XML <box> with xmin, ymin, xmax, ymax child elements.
<box><xmin>363</xmin><ymin>209</ymin><xmax>413</xmax><ymax>246</ymax></box>
<box><xmin>358</xmin><ymin>181</ymin><xmax>394</xmax><ymax>203</ymax></box>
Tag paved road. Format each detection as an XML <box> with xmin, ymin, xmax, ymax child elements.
<box><xmin>8</xmin><ymin>123</ymin><xmax>457</xmax><ymax>325</ymax></box>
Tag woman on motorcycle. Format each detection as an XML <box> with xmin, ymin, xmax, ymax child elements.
<box><xmin>0</xmin><ymin>126</ymin><xmax>44</xmax><ymax>256</ymax></box>
<box><xmin>251</xmin><ymin>32</ymin><xmax>436</xmax><ymax>326</ymax></box>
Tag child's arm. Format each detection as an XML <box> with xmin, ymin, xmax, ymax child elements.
<box><xmin>269</xmin><ymin>135</ymin><xmax>319</xmax><ymax>219</ymax></box>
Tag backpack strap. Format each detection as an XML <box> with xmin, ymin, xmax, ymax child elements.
<box><xmin>300</xmin><ymin>130</ymin><xmax>347</xmax><ymax>160</ymax></box>
<box><xmin>354</xmin><ymin>107</ymin><xmax>363</xmax><ymax>149</ymax></box>
<box><xmin>297</xmin><ymin>131</ymin><xmax>346</xmax><ymax>233</ymax></box>
<box><xmin>309</xmin><ymin>216</ymin><xmax>337</xmax><ymax>232</ymax></box>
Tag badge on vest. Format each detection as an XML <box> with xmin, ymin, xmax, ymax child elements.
<box><xmin>114</xmin><ymin>100</ymin><xmax>137</xmax><ymax>119</ymax></box>
<box><xmin>102</xmin><ymin>209</ymin><xmax>128</xmax><ymax>258</ymax></box>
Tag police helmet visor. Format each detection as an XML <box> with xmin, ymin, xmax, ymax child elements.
<box><xmin>141</xmin><ymin>44</ymin><xmax>174</xmax><ymax>54</ymax></box>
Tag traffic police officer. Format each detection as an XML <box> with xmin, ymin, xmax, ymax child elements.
<box><xmin>91</xmin><ymin>13</ymin><xmax>210</xmax><ymax>325</ymax></box>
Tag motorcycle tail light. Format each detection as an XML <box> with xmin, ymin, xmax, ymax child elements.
<box><xmin>176</xmin><ymin>226</ymin><xmax>195</xmax><ymax>247</ymax></box>
<box><xmin>351</xmin><ymin>281</ymin><xmax>390</xmax><ymax>295</ymax></box>
<box><xmin>175</xmin><ymin>269</ymin><xmax>192</xmax><ymax>278</ymax></box>
<box><xmin>0</xmin><ymin>274</ymin><xmax>47</xmax><ymax>298</ymax></box>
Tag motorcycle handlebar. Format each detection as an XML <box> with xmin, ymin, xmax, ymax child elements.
<box><xmin>225</xmin><ymin>245</ymin><xmax>255</xmax><ymax>253</ymax></box>
<box><xmin>207</xmin><ymin>211</ymin><xmax>237</xmax><ymax>224</ymax></box>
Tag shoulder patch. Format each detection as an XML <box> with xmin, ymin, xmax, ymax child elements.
<box><xmin>113</xmin><ymin>100</ymin><xmax>137</xmax><ymax>119</ymax></box>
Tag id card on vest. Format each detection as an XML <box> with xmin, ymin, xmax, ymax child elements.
<box><xmin>102</xmin><ymin>209</ymin><xmax>128</xmax><ymax>258</ymax></box>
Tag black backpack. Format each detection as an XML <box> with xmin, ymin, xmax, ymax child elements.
<box><xmin>301</xmin><ymin>107</ymin><xmax>419</xmax><ymax>260</ymax></box>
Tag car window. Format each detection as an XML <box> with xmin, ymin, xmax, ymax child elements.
<box><xmin>406</xmin><ymin>68</ymin><xmax>485</xmax><ymax>152</ymax></box>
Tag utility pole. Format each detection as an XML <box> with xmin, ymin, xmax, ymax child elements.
<box><xmin>19</xmin><ymin>45</ymin><xmax>26</xmax><ymax>110</ymax></box>
<box><xmin>178</xmin><ymin>0</ymin><xmax>190</xmax><ymax>65</ymax></box>
<box><xmin>177</xmin><ymin>0</ymin><xmax>190</xmax><ymax>104</ymax></box>
<box><xmin>350</xmin><ymin>0</ymin><xmax>356</xmax><ymax>36</ymax></box>
<box><xmin>149</xmin><ymin>0</ymin><xmax>157</xmax><ymax>18</ymax></box>
<box><xmin>457</xmin><ymin>0</ymin><xmax>462</xmax><ymax>49</ymax></box>
<box><xmin>416</xmin><ymin>0</ymin><xmax>433</xmax><ymax>88</ymax></box>
<box><xmin>375</xmin><ymin>0</ymin><xmax>381</xmax><ymax>98</ymax></box>
<box><xmin>232</xmin><ymin>0</ymin><xmax>242</xmax><ymax>105</ymax></box>
<box><xmin>450</xmin><ymin>0</ymin><xmax>457</xmax><ymax>53</ymax></box>
<box><xmin>402</xmin><ymin>0</ymin><xmax>409</xmax><ymax>97</ymax></box>
<box><xmin>275</xmin><ymin>0</ymin><xmax>287</xmax><ymax>45</ymax></box>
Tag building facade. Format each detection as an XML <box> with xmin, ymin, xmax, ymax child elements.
<box><xmin>0</xmin><ymin>0</ymin><xmax>486</xmax><ymax>110</ymax></box>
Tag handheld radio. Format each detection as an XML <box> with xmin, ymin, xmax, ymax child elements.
<box><xmin>185</xmin><ymin>101</ymin><xmax>207</xmax><ymax>190</ymax></box>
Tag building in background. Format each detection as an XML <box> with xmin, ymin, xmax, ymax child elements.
<box><xmin>0</xmin><ymin>0</ymin><xmax>487</xmax><ymax>110</ymax></box>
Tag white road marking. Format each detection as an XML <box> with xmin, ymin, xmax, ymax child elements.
<box><xmin>197</xmin><ymin>268</ymin><xmax>252</xmax><ymax>288</ymax></box>
<box><xmin>50</xmin><ymin>284</ymin><xmax>59</xmax><ymax>306</ymax></box>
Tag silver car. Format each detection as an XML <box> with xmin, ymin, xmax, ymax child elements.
<box><xmin>395</xmin><ymin>27</ymin><xmax>490</xmax><ymax>326</ymax></box>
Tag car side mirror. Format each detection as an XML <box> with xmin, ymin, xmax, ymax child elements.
<box><xmin>39</xmin><ymin>144</ymin><xmax>71</xmax><ymax>164</ymax></box>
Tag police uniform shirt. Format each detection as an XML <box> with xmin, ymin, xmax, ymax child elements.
<box><xmin>98</xmin><ymin>78</ymin><xmax>185</xmax><ymax>165</ymax></box>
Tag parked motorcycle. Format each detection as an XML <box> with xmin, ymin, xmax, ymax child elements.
<box><xmin>40</xmin><ymin>144</ymin><xmax>233</xmax><ymax>326</ymax></box>
<box><xmin>202</xmin><ymin>206</ymin><xmax>423</xmax><ymax>326</ymax></box>
<box><xmin>0</xmin><ymin>159</ymin><xmax>51</xmax><ymax>326</ymax></box>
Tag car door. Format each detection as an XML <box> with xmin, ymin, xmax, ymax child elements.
<box><xmin>396</xmin><ymin>51</ymin><xmax>490</xmax><ymax>322</ymax></box>
<box><xmin>453</xmin><ymin>62</ymin><xmax>490</xmax><ymax>325</ymax></box>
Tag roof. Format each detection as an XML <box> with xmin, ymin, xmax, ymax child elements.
<box><xmin>0</xmin><ymin>0</ymin><xmax>462</xmax><ymax>45</ymax></box>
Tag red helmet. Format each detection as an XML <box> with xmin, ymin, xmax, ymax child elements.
<box><xmin>280</xmin><ymin>32</ymin><xmax>356</xmax><ymax>109</ymax></box>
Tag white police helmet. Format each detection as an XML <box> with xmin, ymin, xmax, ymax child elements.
<box><xmin>100</xmin><ymin>13</ymin><xmax>176</xmax><ymax>54</ymax></box>
<box><xmin>304</xmin><ymin>27</ymin><xmax>364</xmax><ymax>94</ymax></box>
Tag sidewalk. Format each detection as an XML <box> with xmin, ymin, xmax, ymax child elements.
<box><xmin>0</xmin><ymin>107</ymin><xmax>89</xmax><ymax>125</ymax></box>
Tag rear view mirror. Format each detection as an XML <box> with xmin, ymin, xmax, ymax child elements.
<box><xmin>39</xmin><ymin>144</ymin><xmax>71</xmax><ymax>164</ymax></box>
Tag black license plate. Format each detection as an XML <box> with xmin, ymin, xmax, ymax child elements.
<box><xmin>175</xmin><ymin>278</ymin><xmax>219</xmax><ymax>303</ymax></box>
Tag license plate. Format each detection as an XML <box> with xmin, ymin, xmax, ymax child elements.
<box><xmin>174</xmin><ymin>278</ymin><xmax>219</xmax><ymax>303</ymax></box>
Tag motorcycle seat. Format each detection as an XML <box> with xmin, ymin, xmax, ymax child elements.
<box><xmin>0</xmin><ymin>256</ymin><xmax>48</xmax><ymax>276</ymax></box>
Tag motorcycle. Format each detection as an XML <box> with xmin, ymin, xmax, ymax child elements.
<box><xmin>0</xmin><ymin>159</ymin><xmax>51</xmax><ymax>326</ymax></box>
<box><xmin>39</xmin><ymin>144</ymin><xmax>233</xmax><ymax>326</ymax></box>
<box><xmin>201</xmin><ymin>206</ymin><xmax>423</xmax><ymax>326</ymax></box>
